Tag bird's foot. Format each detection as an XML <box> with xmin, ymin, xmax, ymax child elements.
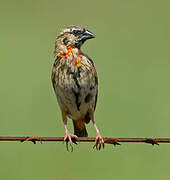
<box><xmin>21</xmin><ymin>136</ymin><xmax>41</xmax><ymax>144</ymax></box>
<box><xmin>64</xmin><ymin>132</ymin><xmax>78</xmax><ymax>152</ymax></box>
<box><xmin>93</xmin><ymin>133</ymin><xmax>104</xmax><ymax>150</ymax></box>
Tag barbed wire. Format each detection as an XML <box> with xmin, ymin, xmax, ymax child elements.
<box><xmin>1</xmin><ymin>136</ymin><xmax>170</xmax><ymax>146</ymax></box>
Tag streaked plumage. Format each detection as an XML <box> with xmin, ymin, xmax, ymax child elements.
<box><xmin>52</xmin><ymin>26</ymin><xmax>104</xmax><ymax>150</ymax></box>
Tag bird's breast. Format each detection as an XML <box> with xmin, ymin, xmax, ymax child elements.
<box><xmin>58</xmin><ymin>46</ymin><xmax>85</xmax><ymax>67</ymax></box>
<box><xmin>53</xmin><ymin>49</ymin><xmax>97</xmax><ymax>119</ymax></box>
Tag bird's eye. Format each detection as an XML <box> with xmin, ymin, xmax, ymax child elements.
<box><xmin>73</xmin><ymin>30</ymin><xmax>81</xmax><ymax>35</ymax></box>
<box><xmin>63</xmin><ymin>37</ymin><xmax>68</xmax><ymax>45</ymax></box>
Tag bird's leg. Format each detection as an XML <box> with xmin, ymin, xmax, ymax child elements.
<box><xmin>90</xmin><ymin>110</ymin><xmax>104</xmax><ymax>150</ymax></box>
<box><xmin>61</xmin><ymin>108</ymin><xmax>78</xmax><ymax>151</ymax></box>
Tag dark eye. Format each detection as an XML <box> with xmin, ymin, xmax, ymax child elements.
<box><xmin>73</xmin><ymin>30</ymin><xmax>81</xmax><ymax>35</ymax></box>
<box><xmin>63</xmin><ymin>37</ymin><xmax>68</xmax><ymax>45</ymax></box>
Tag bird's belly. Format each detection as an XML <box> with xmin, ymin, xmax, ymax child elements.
<box><xmin>55</xmin><ymin>71</ymin><xmax>97</xmax><ymax>120</ymax></box>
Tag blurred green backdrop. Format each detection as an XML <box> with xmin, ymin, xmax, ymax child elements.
<box><xmin>1</xmin><ymin>0</ymin><xmax>170</xmax><ymax>179</ymax></box>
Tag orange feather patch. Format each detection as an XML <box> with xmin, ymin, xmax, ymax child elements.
<box><xmin>58</xmin><ymin>46</ymin><xmax>84</xmax><ymax>67</ymax></box>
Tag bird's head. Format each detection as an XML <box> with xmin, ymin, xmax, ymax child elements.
<box><xmin>57</xmin><ymin>26</ymin><xmax>95</xmax><ymax>48</ymax></box>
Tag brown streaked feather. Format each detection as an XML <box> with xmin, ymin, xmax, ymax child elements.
<box><xmin>52</xmin><ymin>68</ymin><xmax>56</xmax><ymax>90</ymax></box>
<box><xmin>84</xmin><ymin>69</ymin><xmax>98</xmax><ymax>123</ymax></box>
<box><xmin>51</xmin><ymin>57</ymin><xmax>60</xmax><ymax>90</ymax></box>
<box><xmin>52</xmin><ymin>40</ymin><xmax>98</xmax><ymax>125</ymax></box>
<box><xmin>94</xmin><ymin>70</ymin><xmax>98</xmax><ymax>111</ymax></box>
<box><xmin>84</xmin><ymin>54</ymin><xmax>98</xmax><ymax>111</ymax></box>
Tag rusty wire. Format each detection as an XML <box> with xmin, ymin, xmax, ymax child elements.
<box><xmin>1</xmin><ymin>136</ymin><xmax>170</xmax><ymax>146</ymax></box>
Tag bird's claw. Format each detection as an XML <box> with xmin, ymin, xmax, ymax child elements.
<box><xmin>64</xmin><ymin>133</ymin><xmax>78</xmax><ymax>152</ymax></box>
<box><xmin>93</xmin><ymin>133</ymin><xmax>104</xmax><ymax>150</ymax></box>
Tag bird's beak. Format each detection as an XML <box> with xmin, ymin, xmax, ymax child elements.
<box><xmin>83</xmin><ymin>29</ymin><xmax>96</xmax><ymax>39</ymax></box>
<box><xmin>80</xmin><ymin>29</ymin><xmax>95</xmax><ymax>43</ymax></box>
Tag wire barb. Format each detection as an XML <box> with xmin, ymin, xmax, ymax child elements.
<box><xmin>20</xmin><ymin>136</ymin><xmax>42</xmax><ymax>144</ymax></box>
<box><xmin>144</xmin><ymin>138</ymin><xmax>159</xmax><ymax>146</ymax></box>
<box><xmin>104</xmin><ymin>138</ymin><xmax>121</xmax><ymax>146</ymax></box>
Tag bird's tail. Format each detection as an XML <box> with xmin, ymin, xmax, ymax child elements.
<box><xmin>73</xmin><ymin>118</ymin><xmax>88</xmax><ymax>137</ymax></box>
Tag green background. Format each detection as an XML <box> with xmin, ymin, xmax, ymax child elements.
<box><xmin>1</xmin><ymin>0</ymin><xmax>170</xmax><ymax>179</ymax></box>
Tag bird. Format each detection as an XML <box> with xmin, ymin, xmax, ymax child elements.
<box><xmin>52</xmin><ymin>25</ymin><xmax>104</xmax><ymax>150</ymax></box>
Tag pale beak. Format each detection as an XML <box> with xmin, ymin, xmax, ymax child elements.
<box><xmin>83</xmin><ymin>29</ymin><xmax>96</xmax><ymax>39</ymax></box>
<box><xmin>79</xmin><ymin>29</ymin><xmax>96</xmax><ymax>43</ymax></box>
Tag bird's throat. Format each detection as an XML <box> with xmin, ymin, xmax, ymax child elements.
<box><xmin>58</xmin><ymin>46</ymin><xmax>84</xmax><ymax>67</ymax></box>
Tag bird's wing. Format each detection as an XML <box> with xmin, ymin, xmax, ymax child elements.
<box><xmin>51</xmin><ymin>57</ymin><xmax>61</xmax><ymax>90</ymax></box>
<box><xmin>84</xmin><ymin>54</ymin><xmax>98</xmax><ymax>111</ymax></box>
<box><xmin>94</xmin><ymin>71</ymin><xmax>98</xmax><ymax>111</ymax></box>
